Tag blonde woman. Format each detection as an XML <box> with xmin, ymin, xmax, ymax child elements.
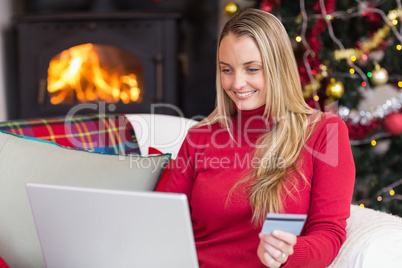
<box><xmin>164</xmin><ymin>8</ymin><xmax>355</xmax><ymax>268</ymax></box>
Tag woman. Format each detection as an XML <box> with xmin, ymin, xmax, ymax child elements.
<box><xmin>165</xmin><ymin>8</ymin><xmax>355</xmax><ymax>268</ymax></box>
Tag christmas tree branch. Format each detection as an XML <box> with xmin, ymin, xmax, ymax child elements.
<box><xmin>382</xmin><ymin>195</ymin><xmax>402</xmax><ymax>202</ymax></box>
<box><xmin>350</xmin><ymin>132</ymin><xmax>392</xmax><ymax>146</ymax></box>
<box><xmin>375</xmin><ymin>178</ymin><xmax>402</xmax><ymax>196</ymax></box>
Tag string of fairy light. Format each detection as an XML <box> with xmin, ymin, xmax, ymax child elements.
<box><xmin>357</xmin><ymin>177</ymin><xmax>402</xmax><ymax>208</ymax></box>
<box><xmin>300</xmin><ymin>1</ymin><xmax>402</xmax><ymax>95</ymax></box>
<box><xmin>319</xmin><ymin>0</ymin><xmax>372</xmax><ymax>92</ymax></box>
<box><xmin>294</xmin><ymin>0</ymin><xmax>402</xmax><ymax>142</ymax></box>
<box><xmin>299</xmin><ymin>0</ymin><xmax>320</xmax><ymax>107</ymax></box>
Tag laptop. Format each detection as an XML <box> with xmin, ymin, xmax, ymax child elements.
<box><xmin>26</xmin><ymin>183</ymin><xmax>199</xmax><ymax>268</ymax></box>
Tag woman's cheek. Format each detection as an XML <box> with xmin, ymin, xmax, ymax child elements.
<box><xmin>221</xmin><ymin>76</ymin><xmax>231</xmax><ymax>92</ymax></box>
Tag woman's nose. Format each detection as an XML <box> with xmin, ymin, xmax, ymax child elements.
<box><xmin>232</xmin><ymin>72</ymin><xmax>247</xmax><ymax>90</ymax></box>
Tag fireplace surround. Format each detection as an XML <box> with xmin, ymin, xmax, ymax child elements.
<box><xmin>15</xmin><ymin>12</ymin><xmax>180</xmax><ymax>118</ymax></box>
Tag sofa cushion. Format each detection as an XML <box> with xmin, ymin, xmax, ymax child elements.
<box><xmin>0</xmin><ymin>130</ymin><xmax>170</xmax><ymax>268</ymax></box>
<box><xmin>125</xmin><ymin>114</ymin><xmax>198</xmax><ymax>158</ymax></box>
<box><xmin>0</xmin><ymin>114</ymin><xmax>140</xmax><ymax>155</ymax></box>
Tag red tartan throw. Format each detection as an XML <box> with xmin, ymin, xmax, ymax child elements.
<box><xmin>0</xmin><ymin>114</ymin><xmax>140</xmax><ymax>155</ymax></box>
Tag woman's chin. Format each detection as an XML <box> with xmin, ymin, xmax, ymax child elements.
<box><xmin>234</xmin><ymin>101</ymin><xmax>265</xmax><ymax>111</ymax></box>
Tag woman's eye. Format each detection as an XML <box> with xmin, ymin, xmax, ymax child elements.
<box><xmin>248</xmin><ymin>68</ymin><xmax>260</xmax><ymax>73</ymax></box>
<box><xmin>221</xmin><ymin>68</ymin><xmax>232</xmax><ymax>74</ymax></box>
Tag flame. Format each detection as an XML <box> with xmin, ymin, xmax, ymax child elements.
<box><xmin>47</xmin><ymin>43</ymin><xmax>141</xmax><ymax>104</ymax></box>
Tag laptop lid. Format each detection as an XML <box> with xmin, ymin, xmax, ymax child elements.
<box><xmin>26</xmin><ymin>183</ymin><xmax>199</xmax><ymax>268</ymax></box>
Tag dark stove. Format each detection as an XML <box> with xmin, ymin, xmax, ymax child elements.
<box><xmin>15</xmin><ymin>12</ymin><xmax>180</xmax><ymax>118</ymax></box>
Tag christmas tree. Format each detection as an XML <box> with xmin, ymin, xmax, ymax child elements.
<box><xmin>255</xmin><ymin>0</ymin><xmax>402</xmax><ymax>216</ymax></box>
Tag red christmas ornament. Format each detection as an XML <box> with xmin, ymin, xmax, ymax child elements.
<box><xmin>366</xmin><ymin>2</ymin><xmax>381</xmax><ymax>27</ymax></box>
<box><xmin>346</xmin><ymin>120</ymin><xmax>381</xmax><ymax>140</ymax></box>
<box><xmin>260</xmin><ymin>0</ymin><xmax>280</xmax><ymax>12</ymax></box>
<box><xmin>384</xmin><ymin>112</ymin><xmax>402</xmax><ymax>135</ymax></box>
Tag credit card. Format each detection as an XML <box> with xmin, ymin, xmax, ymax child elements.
<box><xmin>261</xmin><ymin>213</ymin><xmax>307</xmax><ymax>236</ymax></box>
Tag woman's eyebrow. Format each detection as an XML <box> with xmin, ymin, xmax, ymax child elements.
<box><xmin>243</xmin><ymin>60</ymin><xmax>261</xmax><ymax>65</ymax></box>
<box><xmin>220</xmin><ymin>61</ymin><xmax>261</xmax><ymax>65</ymax></box>
<box><xmin>219</xmin><ymin>61</ymin><xmax>231</xmax><ymax>66</ymax></box>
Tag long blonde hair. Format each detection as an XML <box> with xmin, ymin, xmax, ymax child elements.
<box><xmin>196</xmin><ymin>8</ymin><xmax>320</xmax><ymax>225</ymax></box>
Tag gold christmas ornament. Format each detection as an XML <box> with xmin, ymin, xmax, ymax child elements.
<box><xmin>302</xmin><ymin>64</ymin><xmax>328</xmax><ymax>98</ymax></box>
<box><xmin>326</xmin><ymin>79</ymin><xmax>344</xmax><ymax>99</ymax></box>
<box><xmin>370</xmin><ymin>65</ymin><xmax>389</xmax><ymax>86</ymax></box>
<box><xmin>224</xmin><ymin>2</ymin><xmax>238</xmax><ymax>16</ymax></box>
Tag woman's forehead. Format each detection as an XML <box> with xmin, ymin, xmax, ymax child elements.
<box><xmin>219</xmin><ymin>34</ymin><xmax>262</xmax><ymax>64</ymax></box>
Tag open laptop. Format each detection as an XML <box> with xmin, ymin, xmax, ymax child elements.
<box><xmin>26</xmin><ymin>183</ymin><xmax>199</xmax><ymax>268</ymax></box>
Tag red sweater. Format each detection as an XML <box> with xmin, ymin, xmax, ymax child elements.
<box><xmin>165</xmin><ymin>106</ymin><xmax>355</xmax><ymax>267</ymax></box>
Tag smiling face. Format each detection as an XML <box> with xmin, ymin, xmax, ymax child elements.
<box><xmin>218</xmin><ymin>33</ymin><xmax>267</xmax><ymax>111</ymax></box>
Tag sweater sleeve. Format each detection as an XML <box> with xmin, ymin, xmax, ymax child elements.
<box><xmin>164</xmin><ymin>131</ymin><xmax>196</xmax><ymax>201</ymax></box>
<box><xmin>284</xmin><ymin>115</ymin><xmax>356</xmax><ymax>268</ymax></box>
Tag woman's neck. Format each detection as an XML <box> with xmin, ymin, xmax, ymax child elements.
<box><xmin>231</xmin><ymin>105</ymin><xmax>272</xmax><ymax>142</ymax></box>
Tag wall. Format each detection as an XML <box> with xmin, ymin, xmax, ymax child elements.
<box><xmin>0</xmin><ymin>0</ymin><xmax>24</xmax><ymax>121</ymax></box>
<box><xmin>0</xmin><ymin>0</ymin><xmax>13</xmax><ymax>121</ymax></box>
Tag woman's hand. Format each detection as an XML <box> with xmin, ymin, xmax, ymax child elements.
<box><xmin>257</xmin><ymin>230</ymin><xmax>297</xmax><ymax>267</ymax></box>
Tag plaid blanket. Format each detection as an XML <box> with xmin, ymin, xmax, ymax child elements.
<box><xmin>0</xmin><ymin>114</ymin><xmax>140</xmax><ymax>155</ymax></box>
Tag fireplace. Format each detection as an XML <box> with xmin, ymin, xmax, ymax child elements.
<box><xmin>15</xmin><ymin>12</ymin><xmax>179</xmax><ymax>118</ymax></box>
<box><xmin>46</xmin><ymin>43</ymin><xmax>143</xmax><ymax>105</ymax></box>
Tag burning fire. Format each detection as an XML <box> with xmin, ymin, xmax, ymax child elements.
<box><xmin>47</xmin><ymin>43</ymin><xmax>141</xmax><ymax>105</ymax></box>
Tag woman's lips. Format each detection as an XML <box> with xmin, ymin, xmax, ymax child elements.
<box><xmin>233</xmin><ymin>90</ymin><xmax>257</xmax><ymax>98</ymax></box>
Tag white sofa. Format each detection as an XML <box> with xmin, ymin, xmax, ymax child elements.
<box><xmin>329</xmin><ymin>205</ymin><xmax>402</xmax><ymax>267</ymax></box>
<box><xmin>1</xmin><ymin>114</ymin><xmax>402</xmax><ymax>267</ymax></box>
